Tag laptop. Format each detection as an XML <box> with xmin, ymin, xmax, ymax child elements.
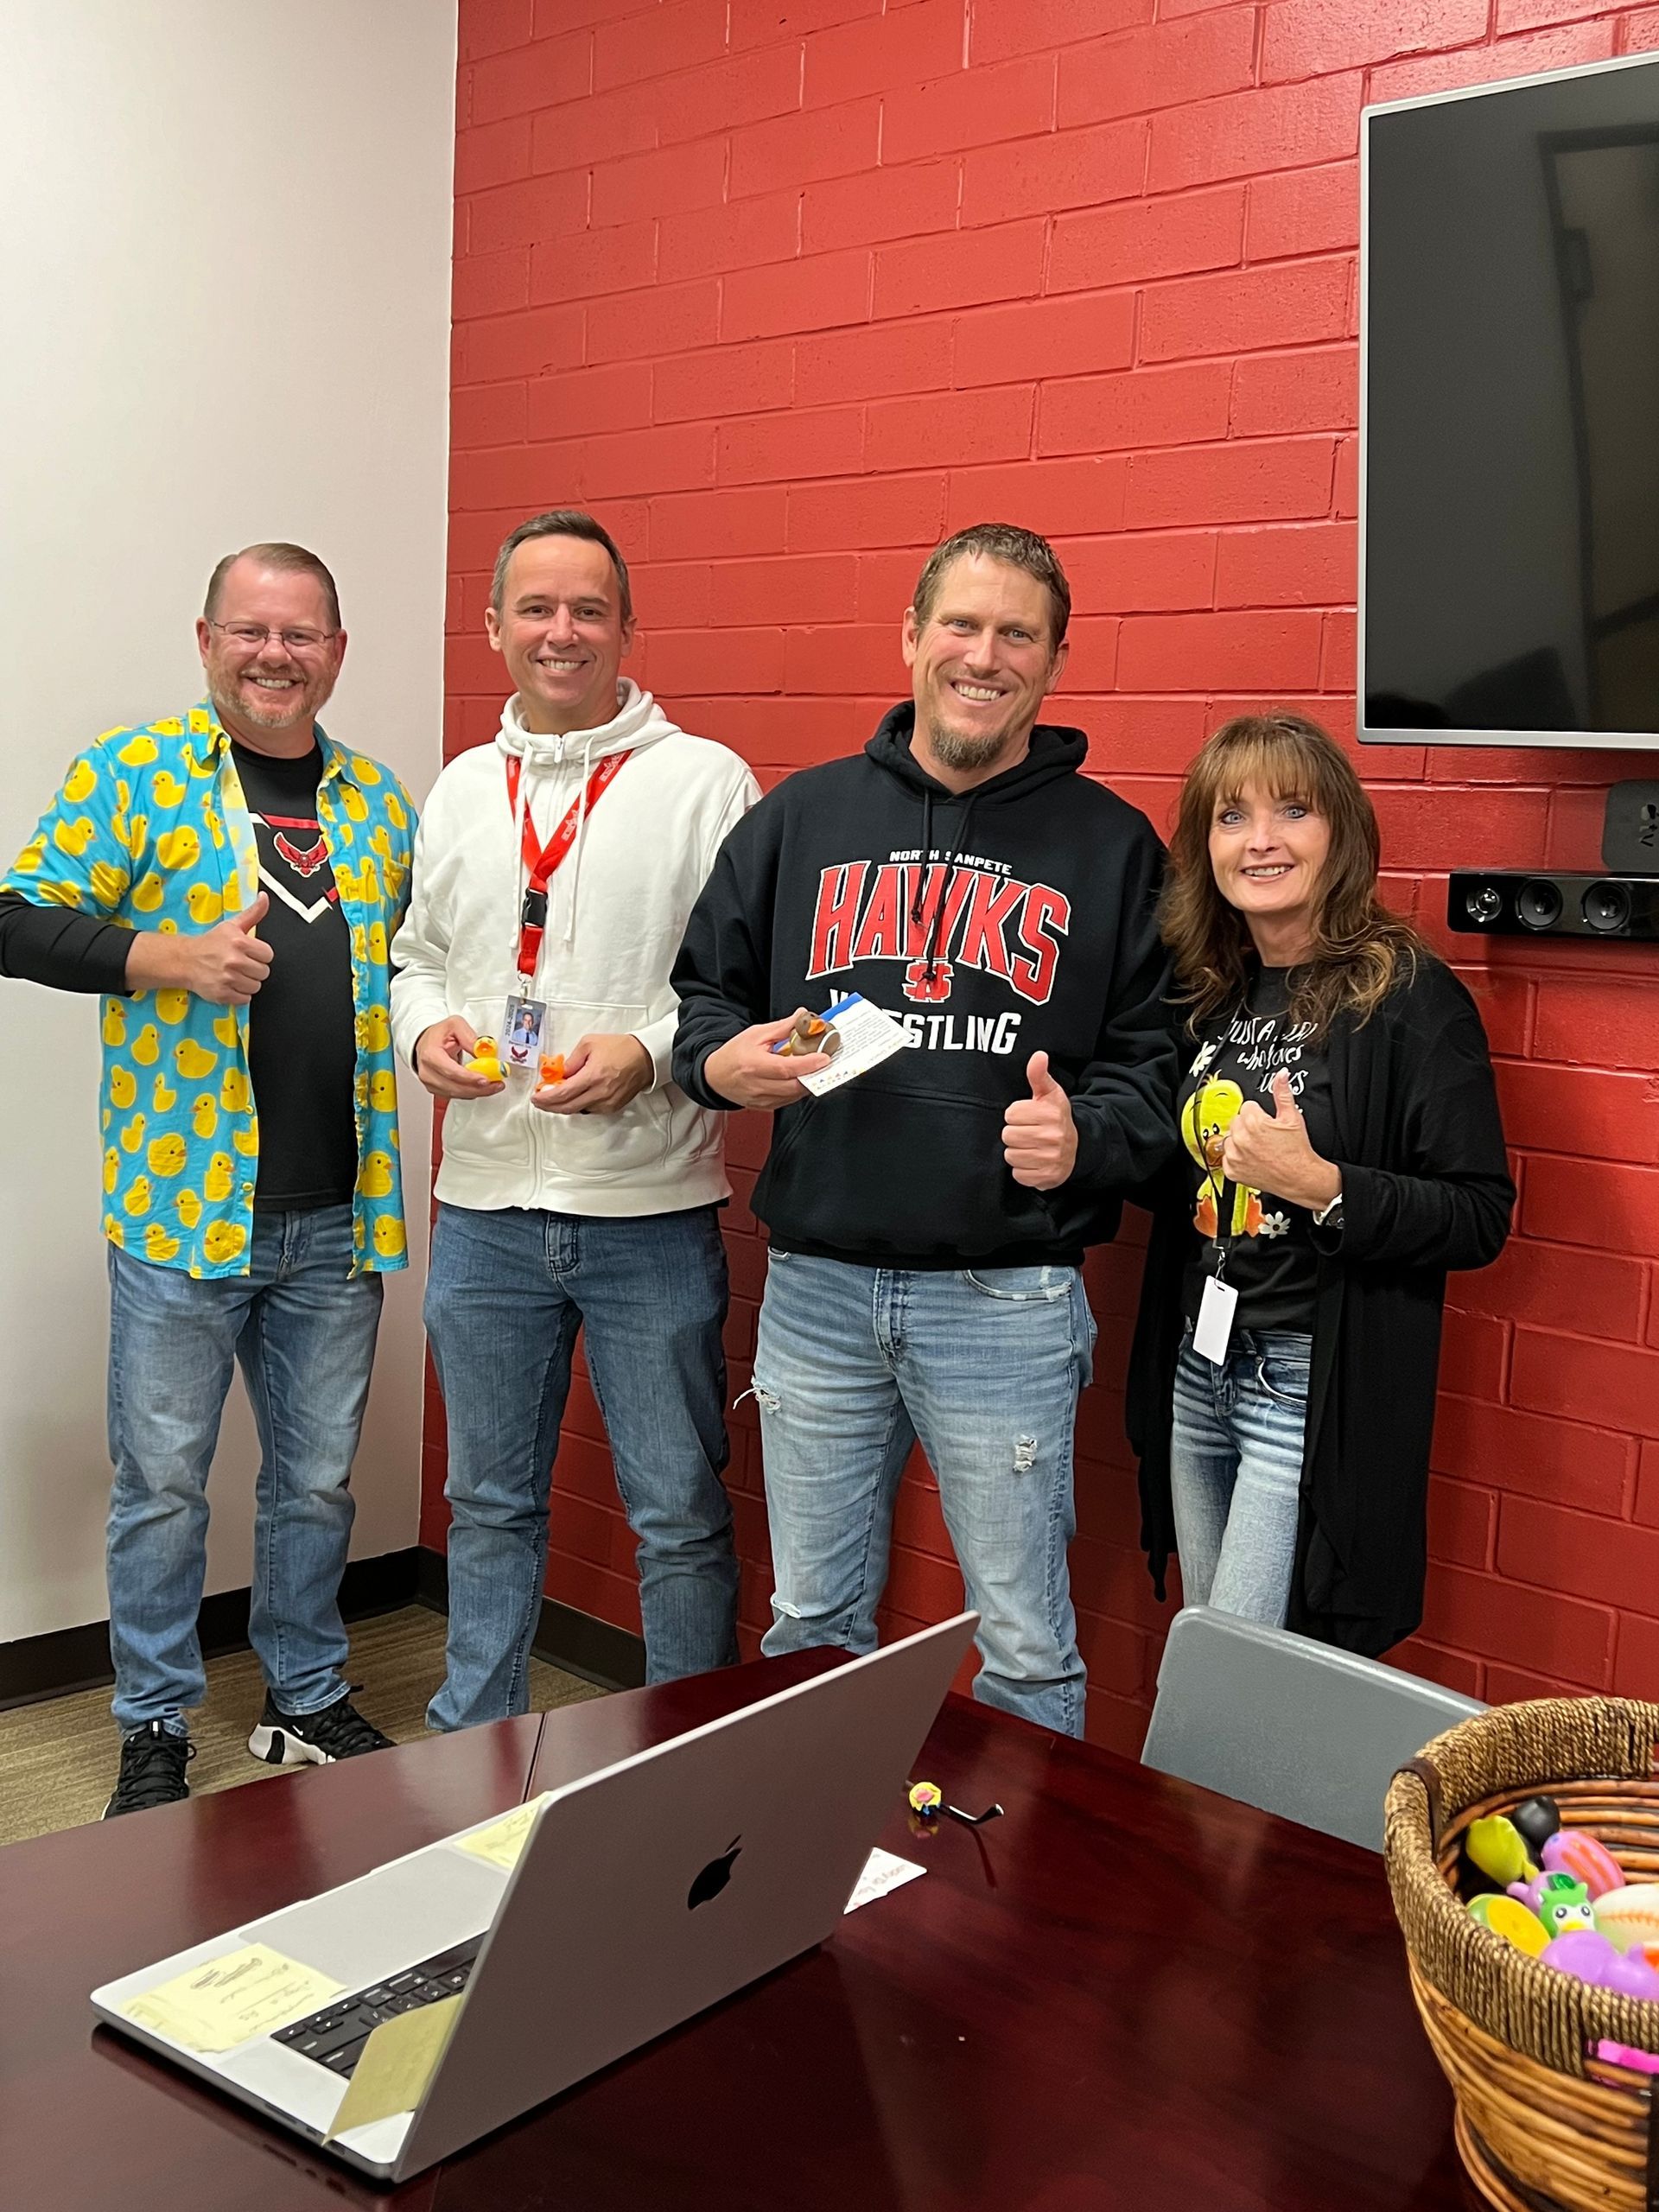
<box><xmin>91</xmin><ymin>1612</ymin><xmax>977</xmax><ymax>2181</ymax></box>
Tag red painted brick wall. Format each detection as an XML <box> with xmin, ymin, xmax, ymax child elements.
<box><xmin>440</xmin><ymin>0</ymin><xmax>1659</xmax><ymax>1751</ymax></box>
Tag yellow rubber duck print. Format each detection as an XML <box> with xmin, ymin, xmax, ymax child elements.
<box><xmin>110</xmin><ymin>1065</ymin><xmax>137</xmax><ymax>1109</ymax></box>
<box><xmin>118</xmin><ymin>734</ymin><xmax>159</xmax><ymax>766</ymax></box>
<box><xmin>186</xmin><ymin>884</ymin><xmax>223</xmax><ymax>925</ymax></box>
<box><xmin>103</xmin><ymin>1001</ymin><xmax>127</xmax><ymax>1048</ymax></box>
<box><xmin>151</xmin><ymin>1071</ymin><xmax>177</xmax><ymax>1112</ymax></box>
<box><xmin>54</xmin><ymin>816</ymin><xmax>96</xmax><ymax>858</ymax></box>
<box><xmin>156</xmin><ymin>988</ymin><xmax>190</xmax><ymax>1026</ymax></box>
<box><xmin>213</xmin><ymin>1009</ymin><xmax>239</xmax><ymax>1049</ymax></box>
<box><xmin>143</xmin><ymin>1224</ymin><xmax>181</xmax><ymax>1263</ymax></box>
<box><xmin>90</xmin><ymin>861</ymin><xmax>129</xmax><ymax>906</ymax></box>
<box><xmin>220</xmin><ymin>1065</ymin><xmax>251</xmax><ymax>1113</ymax></box>
<box><xmin>174</xmin><ymin>1038</ymin><xmax>218</xmax><ymax>1079</ymax></box>
<box><xmin>156</xmin><ymin>827</ymin><xmax>200</xmax><ymax>872</ymax></box>
<box><xmin>204</xmin><ymin>1221</ymin><xmax>246</xmax><ymax>1263</ymax></box>
<box><xmin>103</xmin><ymin>1147</ymin><xmax>119</xmax><ymax>1194</ymax></box>
<box><xmin>175</xmin><ymin>1188</ymin><xmax>202</xmax><ymax>1230</ymax></box>
<box><xmin>340</xmin><ymin>785</ymin><xmax>369</xmax><ymax>823</ymax></box>
<box><xmin>192</xmin><ymin>1094</ymin><xmax>218</xmax><ymax>1140</ymax></box>
<box><xmin>357</xmin><ymin>1150</ymin><xmax>394</xmax><ymax>1198</ymax></box>
<box><xmin>356</xmin><ymin>1005</ymin><xmax>390</xmax><ymax>1052</ymax></box>
<box><xmin>62</xmin><ymin>759</ymin><xmax>98</xmax><ymax>804</ymax></box>
<box><xmin>373</xmin><ymin>1217</ymin><xmax>406</xmax><ymax>1260</ymax></box>
<box><xmin>131</xmin><ymin>873</ymin><xmax>164</xmax><ymax>913</ymax></box>
<box><xmin>120</xmin><ymin>1112</ymin><xmax>147</xmax><ymax>1155</ymax></box>
<box><xmin>151</xmin><ymin>770</ymin><xmax>187</xmax><ymax>807</ymax></box>
<box><xmin>1181</xmin><ymin>1077</ymin><xmax>1265</xmax><ymax>1240</ymax></box>
<box><xmin>122</xmin><ymin>1175</ymin><xmax>152</xmax><ymax>1217</ymax></box>
<box><xmin>350</xmin><ymin>755</ymin><xmax>382</xmax><ymax>785</ymax></box>
<box><xmin>204</xmin><ymin>1152</ymin><xmax>233</xmax><ymax>1201</ymax></box>
<box><xmin>131</xmin><ymin>1024</ymin><xmax>161</xmax><ymax>1067</ymax></box>
<box><xmin>232</xmin><ymin>1120</ymin><xmax>259</xmax><ymax>1158</ymax></box>
<box><xmin>368</xmin><ymin>920</ymin><xmax>388</xmax><ymax>964</ymax></box>
<box><xmin>147</xmin><ymin>1133</ymin><xmax>187</xmax><ymax>1179</ymax></box>
<box><xmin>371</xmin><ymin>1068</ymin><xmax>397</xmax><ymax>1110</ymax></box>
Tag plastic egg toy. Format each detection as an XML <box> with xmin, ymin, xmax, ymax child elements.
<box><xmin>1542</xmin><ymin>1829</ymin><xmax>1625</xmax><ymax>1900</ymax></box>
<box><xmin>1593</xmin><ymin>1884</ymin><xmax>1659</xmax><ymax>1955</ymax></box>
<box><xmin>1541</xmin><ymin>1929</ymin><xmax>1618</xmax><ymax>1986</ymax></box>
<box><xmin>1469</xmin><ymin>1894</ymin><xmax>1551</xmax><ymax>1955</ymax></box>
<box><xmin>1511</xmin><ymin>1795</ymin><xmax>1563</xmax><ymax>1856</ymax></box>
<box><xmin>1467</xmin><ymin>1815</ymin><xmax>1538</xmax><ymax>1890</ymax></box>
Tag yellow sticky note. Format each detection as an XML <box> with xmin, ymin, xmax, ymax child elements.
<box><xmin>327</xmin><ymin>1994</ymin><xmax>462</xmax><ymax>2141</ymax></box>
<box><xmin>122</xmin><ymin>1944</ymin><xmax>343</xmax><ymax>2053</ymax></box>
<box><xmin>452</xmin><ymin>1794</ymin><xmax>553</xmax><ymax>1872</ymax></box>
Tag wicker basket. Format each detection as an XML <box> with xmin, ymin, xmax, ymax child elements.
<box><xmin>1384</xmin><ymin>1697</ymin><xmax>1659</xmax><ymax>2211</ymax></box>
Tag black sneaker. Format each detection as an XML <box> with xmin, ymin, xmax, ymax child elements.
<box><xmin>103</xmin><ymin>1720</ymin><xmax>194</xmax><ymax>1817</ymax></box>
<box><xmin>248</xmin><ymin>1691</ymin><xmax>393</xmax><ymax>1768</ymax></box>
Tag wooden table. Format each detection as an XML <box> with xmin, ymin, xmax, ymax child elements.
<box><xmin>0</xmin><ymin>1652</ymin><xmax>1478</xmax><ymax>2210</ymax></box>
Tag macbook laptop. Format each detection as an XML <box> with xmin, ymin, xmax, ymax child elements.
<box><xmin>92</xmin><ymin>1612</ymin><xmax>977</xmax><ymax>2181</ymax></box>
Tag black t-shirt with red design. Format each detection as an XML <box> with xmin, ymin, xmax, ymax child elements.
<box><xmin>232</xmin><ymin>743</ymin><xmax>359</xmax><ymax>1211</ymax></box>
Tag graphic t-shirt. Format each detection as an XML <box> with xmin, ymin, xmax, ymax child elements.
<box><xmin>232</xmin><ymin>743</ymin><xmax>359</xmax><ymax>1211</ymax></box>
<box><xmin>1179</xmin><ymin>966</ymin><xmax>1334</xmax><ymax>1332</ymax></box>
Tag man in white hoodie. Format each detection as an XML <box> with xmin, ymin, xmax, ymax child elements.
<box><xmin>391</xmin><ymin>511</ymin><xmax>759</xmax><ymax>1727</ymax></box>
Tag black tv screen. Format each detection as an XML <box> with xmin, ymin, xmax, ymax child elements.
<box><xmin>1363</xmin><ymin>52</ymin><xmax>1659</xmax><ymax>747</ymax></box>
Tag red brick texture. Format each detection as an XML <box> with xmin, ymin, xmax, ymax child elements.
<box><xmin>442</xmin><ymin>0</ymin><xmax>1659</xmax><ymax>1751</ymax></box>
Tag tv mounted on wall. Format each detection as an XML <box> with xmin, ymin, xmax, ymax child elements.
<box><xmin>1362</xmin><ymin>51</ymin><xmax>1659</xmax><ymax>748</ymax></box>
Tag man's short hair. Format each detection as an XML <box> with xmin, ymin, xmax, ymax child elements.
<box><xmin>204</xmin><ymin>543</ymin><xmax>341</xmax><ymax>631</ymax></box>
<box><xmin>910</xmin><ymin>523</ymin><xmax>1071</xmax><ymax>648</ymax></box>
<box><xmin>491</xmin><ymin>510</ymin><xmax>633</xmax><ymax>625</ymax></box>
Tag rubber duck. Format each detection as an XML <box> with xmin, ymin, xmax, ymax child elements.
<box><xmin>464</xmin><ymin>1036</ymin><xmax>505</xmax><ymax>1084</ymax></box>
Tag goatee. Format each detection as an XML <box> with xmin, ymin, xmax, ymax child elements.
<box><xmin>924</xmin><ymin>715</ymin><xmax>1019</xmax><ymax>772</ymax></box>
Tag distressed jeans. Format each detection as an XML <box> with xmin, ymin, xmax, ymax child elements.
<box><xmin>1169</xmin><ymin>1325</ymin><xmax>1312</xmax><ymax>1629</ymax></box>
<box><xmin>105</xmin><ymin>1205</ymin><xmax>383</xmax><ymax>1736</ymax></box>
<box><xmin>753</xmin><ymin>1250</ymin><xmax>1095</xmax><ymax>1738</ymax></box>
<box><xmin>423</xmin><ymin>1202</ymin><xmax>740</xmax><ymax>1731</ymax></box>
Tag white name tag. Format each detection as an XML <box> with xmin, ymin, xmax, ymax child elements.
<box><xmin>796</xmin><ymin>994</ymin><xmax>908</xmax><ymax>1097</ymax></box>
<box><xmin>1193</xmin><ymin>1273</ymin><xmax>1238</xmax><ymax>1365</ymax></box>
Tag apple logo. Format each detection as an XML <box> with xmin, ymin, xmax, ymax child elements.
<box><xmin>687</xmin><ymin>1836</ymin><xmax>742</xmax><ymax>1910</ymax></box>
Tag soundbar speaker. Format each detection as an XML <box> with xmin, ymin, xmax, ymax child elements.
<box><xmin>1447</xmin><ymin>871</ymin><xmax>1659</xmax><ymax>940</ymax></box>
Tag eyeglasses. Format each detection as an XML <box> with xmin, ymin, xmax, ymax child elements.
<box><xmin>207</xmin><ymin>620</ymin><xmax>338</xmax><ymax>654</ymax></box>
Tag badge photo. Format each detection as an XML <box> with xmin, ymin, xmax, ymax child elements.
<box><xmin>501</xmin><ymin>996</ymin><xmax>547</xmax><ymax>1075</ymax></box>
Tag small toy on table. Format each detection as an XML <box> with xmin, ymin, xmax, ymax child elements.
<box><xmin>463</xmin><ymin>1035</ymin><xmax>505</xmax><ymax>1083</ymax></box>
<box><xmin>907</xmin><ymin>1782</ymin><xmax>943</xmax><ymax>1820</ymax></box>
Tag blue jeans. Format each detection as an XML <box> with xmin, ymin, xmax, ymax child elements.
<box><xmin>1169</xmin><ymin>1326</ymin><xmax>1312</xmax><ymax>1628</ymax></box>
<box><xmin>753</xmin><ymin>1251</ymin><xmax>1095</xmax><ymax>1738</ymax></box>
<box><xmin>105</xmin><ymin>1205</ymin><xmax>383</xmax><ymax>1735</ymax></box>
<box><xmin>423</xmin><ymin>1202</ymin><xmax>740</xmax><ymax>1729</ymax></box>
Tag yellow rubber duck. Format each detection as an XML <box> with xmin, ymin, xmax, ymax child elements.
<box><xmin>62</xmin><ymin>759</ymin><xmax>98</xmax><ymax>804</ymax></box>
<box><xmin>186</xmin><ymin>884</ymin><xmax>223</xmax><ymax>926</ymax></box>
<box><xmin>131</xmin><ymin>873</ymin><xmax>164</xmax><ymax>913</ymax></box>
<box><xmin>156</xmin><ymin>827</ymin><xmax>200</xmax><ymax>872</ymax></box>
<box><xmin>464</xmin><ymin>1036</ymin><xmax>505</xmax><ymax>1083</ymax></box>
<box><xmin>220</xmin><ymin>1066</ymin><xmax>251</xmax><ymax>1113</ymax></box>
<box><xmin>151</xmin><ymin>770</ymin><xmax>187</xmax><ymax>807</ymax></box>
<box><xmin>118</xmin><ymin>734</ymin><xmax>159</xmax><ymax>766</ymax></box>
<box><xmin>54</xmin><ymin>817</ymin><xmax>95</xmax><ymax>858</ymax></box>
<box><xmin>371</xmin><ymin>1069</ymin><xmax>397</xmax><ymax>1110</ymax></box>
<box><xmin>156</xmin><ymin>988</ymin><xmax>189</xmax><ymax>1027</ymax></box>
<box><xmin>357</xmin><ymin>1151</ymin><xmax>394</xmax><ymax>1198</ymax></box>
<box><xmin>102</xmin><ymin>1001</ymin><xmax>128</xmax><ymax>1048</ymax></box>
<box><xmin>150</xmin><ymin>1071</ymin><xmax>177</xmax><ymax>1112</ymax></box>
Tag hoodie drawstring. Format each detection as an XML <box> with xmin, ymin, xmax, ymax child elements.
<box><xmin>912</xmin><ymin>788</ymin><xmax>980</xmax><ymax>982</ymax></box>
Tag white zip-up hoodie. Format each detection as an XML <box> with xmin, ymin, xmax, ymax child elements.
<box><xmin>391</xmin><ymin>682</ymin><xmax>758</xmax><ymax>1216</ymax></box>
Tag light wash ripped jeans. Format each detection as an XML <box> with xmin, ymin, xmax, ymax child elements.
<box><xmin>1169</xmin><ymin>1325</ymin><xmax>1312</xmax><ymax>1628</ymax></box>
<box><xmin>752</xmin><ymin>1249</ymin><xmax>1096</xmax><ymax>1738</ymax></box>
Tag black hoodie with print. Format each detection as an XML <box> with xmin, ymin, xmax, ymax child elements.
<box><xmin>671</xmin><ymin>704</ymin><xmax>1178</xmax><ymax>1269</ymax></box>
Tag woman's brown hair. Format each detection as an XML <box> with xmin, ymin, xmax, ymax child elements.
<box><xmin>1159</xmin><ymin>712</ymin><xmax>1426</xmax><ymax>1039</ymax></box>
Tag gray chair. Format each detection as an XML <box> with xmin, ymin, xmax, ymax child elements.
<box><xmin>1141</xmin><ymin>1605</ymin><xmax>1485</xmax><ymax>1851</ymax></box>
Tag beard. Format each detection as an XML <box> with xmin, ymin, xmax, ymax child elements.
<box><xmin>207</xmin><ymin>664</ymin><xmax>332</xmax><ymax>736</ymax></box>
<box><xmin>924</xmin><ymin>710</ymin><xmax>1022</xmax><ymax>773</ymax></box>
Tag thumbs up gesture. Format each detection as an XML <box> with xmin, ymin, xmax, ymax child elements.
<box><xmin>1220</xmin><ymin>1071</ymin><xmax>1340</xmax><ymax>1210</ymax></box>
<box><xmin>178</xmin><ymin>891</ymin><xmax>276</xmax><ymax>1005</ymax></box>
<box><xmin>1001</xmin><ymin>1051</ymin><xmax>1077</xmax><ymax>1191</ymax></box>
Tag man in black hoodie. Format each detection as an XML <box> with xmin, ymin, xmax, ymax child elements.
<box><xmin>671</xmin><ymin>524</ymin><xmax>1175</xmax><ymax>1736</ymax></box>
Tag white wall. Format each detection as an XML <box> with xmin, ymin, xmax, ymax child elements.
<box><xmin>0</xmin><ymin>1</ymin><xmax>456</xmax><ymax>1643</ymax></box>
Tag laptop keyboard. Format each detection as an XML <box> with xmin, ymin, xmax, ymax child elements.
<box><xmin>270</xmin><ymin>1936</ymin><xmax>482</xmax><ymax>2079</ymax></box>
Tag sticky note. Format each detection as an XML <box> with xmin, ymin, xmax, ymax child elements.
<box><xmin>122</xmin><ymin>1944</ymin><xmax>343</xmax><ymax>2053</ymax></box>
<box><xmin>327</xmin><ymin>1995</ymin><xmax>462</xmax><ymax>2142</ymax></box>
<box><xmin>843</xmin><ymin>1847</ymin><xmax>925</xmax><ymax>1912</ymax></box>
<box><xmin>452</xmin><ymin>1794</ymin><xmax>555</xmax><ymax>1872</ymax></box>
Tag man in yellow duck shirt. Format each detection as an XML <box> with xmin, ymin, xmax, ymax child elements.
<box><xmin>0</xmin><ymin>543</ymin><xmax>416</xmax><ymax>1815</ymax></box>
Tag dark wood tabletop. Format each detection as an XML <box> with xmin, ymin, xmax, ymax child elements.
<box><xmin>0</xmin><ymin>1651</ymin><xmax>1478</xmax><ymax>2211</ymax></box>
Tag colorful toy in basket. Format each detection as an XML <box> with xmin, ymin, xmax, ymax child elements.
<box><xmin>1465</xmin><ymin>1813</ymin><xmax>1538</xmax><ymax>1890</ymax></box>
<box><xmin>1592</xmin><ymin>1882</ymin><xmax>1659</xmax><ymax>1955</ymax></box>
<box><xmin>1467</xmin><ymin>1893</ymin><xmax>1550</xmax><ymax>1955</ymax></box>
<box><xmin>1541</xmin><ymin>1827</ymin><xmax>1625</xmax><ymax>1899</ymax></box>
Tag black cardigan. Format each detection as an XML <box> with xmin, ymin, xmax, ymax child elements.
<box><xmin>1125</xmin><ymin>955</ymin><xmax>1514</xmax><ymax>1658</ymax></box>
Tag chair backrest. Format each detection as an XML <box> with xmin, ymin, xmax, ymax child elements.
<box><xmin>1141</xmin><ymin>1605</ymin><xmax>1485</xmax><ymax>1852</ymax></box>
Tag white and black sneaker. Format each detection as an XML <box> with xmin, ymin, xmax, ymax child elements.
<box><xmin>248</xmin><ymin>1691</ymin><xmax>394</xmax><ymax>1768</ymax></box>
<box><xmin>104</xmin><ymin>1719</ymin><xmax>195</xmax><ymax>1816</ymax></box>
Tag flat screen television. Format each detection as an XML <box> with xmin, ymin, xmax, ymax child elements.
<box><xmin>1362</xmin><ymin>51</ymin><xmax>1659</xmax><ymax>747</ymax></box>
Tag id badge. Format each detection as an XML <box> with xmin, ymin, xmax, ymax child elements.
<box><xmin>501</xmin><ymin>995</ymin><xmax>547</xmax><ymax>1077</ymax></box>
<box><xmin>1193</xmin><ymin>1273</ymin><xmax>1238</xmax><ymax>1365</ymax></box>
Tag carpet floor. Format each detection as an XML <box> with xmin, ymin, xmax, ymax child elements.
<box><xmin>0</xmin><ymin>1605</ymin><xmax>601</xmax><ymax>1847</ymax></box>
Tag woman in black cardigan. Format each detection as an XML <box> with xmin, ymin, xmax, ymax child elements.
<box><xmin>1127</xmin><ymin>714</ymin><xmax>1512</xmax><ymax>1658</ymax></box>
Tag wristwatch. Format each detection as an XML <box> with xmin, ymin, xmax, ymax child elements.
<box><xmin>1313</xmin><ymin>1187</ymin><xmax>1344</xmax><ymax>1228</ymax></box>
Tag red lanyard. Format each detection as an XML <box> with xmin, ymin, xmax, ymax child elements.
<box><xmin>505</xmin><ymin>750</ymin><xmax>627</xmax><ymax>979</ymax></box>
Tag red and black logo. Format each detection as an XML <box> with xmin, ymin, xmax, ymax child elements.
<box><xmin>807</xmin><ymin>861</ymin><xmax>1069</xmax><ymax>1006</ymax></box>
